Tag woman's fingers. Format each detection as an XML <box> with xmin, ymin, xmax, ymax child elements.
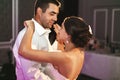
<box><xmin>53</xmin><ymin>24</ymin><xmax>61</xmax><ymax>34</ymax></box>
<box><xmin>24</xmin><ymin>20</ymin><xmax>34</xmax><ymax>27</ymax></box>
<box><xmin>24</xmin><ymin>20</ymin><xmax>35</xmax><ymax>31</ymax></box>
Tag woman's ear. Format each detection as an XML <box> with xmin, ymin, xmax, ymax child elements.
<box><xmin>67</xmin><ymin>35</ymin><xmax>71</xmax><ymax>40</ymax></box>
<box><xmin>66</xmin><ymin>35</ymin><xmax>71</xmax><ymax>43</ymax></box>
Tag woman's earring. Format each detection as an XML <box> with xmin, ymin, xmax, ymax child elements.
<box><xmin>66</xmin><ymin>40</ymin><xmax>69</xmax><ymax>44</ymax></box>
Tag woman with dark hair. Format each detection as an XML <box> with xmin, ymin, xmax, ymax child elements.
<box><xmin>19</xmin><ymin>16</ymin><xmax>92</xmax><ymax>80</ymax></box>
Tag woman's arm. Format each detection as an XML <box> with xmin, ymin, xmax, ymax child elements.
<box><xmin>19</xmin><ymin>20</ymin><xmax>69</xmax><ymax>65</ymax></box>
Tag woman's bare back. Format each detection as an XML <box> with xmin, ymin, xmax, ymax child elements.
<box><xmin>55</xmin><ymin>48</ymin><xmax>84</xmax><ymax>80</ymax></box>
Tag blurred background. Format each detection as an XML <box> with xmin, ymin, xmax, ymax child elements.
<box><xmin>0</xmin><ymin>0</ymin><xmax>120</xmax><ymax>80</ymax></box>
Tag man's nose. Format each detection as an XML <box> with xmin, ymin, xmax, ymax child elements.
<box><xmin>53</xmin><ymin>15</ymin><xmax>57</xmax><ymax>21</ymax></box>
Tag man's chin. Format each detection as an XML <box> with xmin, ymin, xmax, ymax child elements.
<box><xmin>44</xmin><ymin>25</ymin><xmax>52</xmax><ymax>29</ymax></box>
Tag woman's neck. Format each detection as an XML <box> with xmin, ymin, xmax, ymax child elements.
<box><xmin>64</xmin><ymin>42</ymin><xmax>75</xmax><ymax>51</ymax></box>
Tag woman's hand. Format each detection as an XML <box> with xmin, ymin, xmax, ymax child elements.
<box><xmin>24</xmin><ymin>20</ymin><xmax>35</xmax><ymax>31</ymax></box>
<box><xmin>53</xmin><ymin>24</ymin><xmax>61</xmax><ymax>34</ymax></box>
<box><xmin>53</xmin><ymin>24</ymin><xmax>63</xmax><ymax>43</ymax></box>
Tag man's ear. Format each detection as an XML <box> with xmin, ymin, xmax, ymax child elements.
<box><xmin>37</xmin><ymin>7</ymin><xmax>42</xmax><ymax>16</ymax></box>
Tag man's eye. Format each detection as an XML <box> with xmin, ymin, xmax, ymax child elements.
<box><xmin>50</xmin><ymin>13</ymin><xmax>55</xmax><ymax>16</ymax></box>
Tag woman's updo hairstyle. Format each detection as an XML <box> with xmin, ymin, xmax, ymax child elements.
<box><xmin>63</xmin><ymin>16</ymin><xmax>92</xmax><ymax>48</ymax></box>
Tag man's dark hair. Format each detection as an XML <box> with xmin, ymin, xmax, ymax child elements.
<box><xmin>34</xmin><ymin>0</ymin><xmax>61</xmax><ymax>15</ymax></box>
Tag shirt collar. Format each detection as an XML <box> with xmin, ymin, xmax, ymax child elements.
<box><xmin>32</xmin><ymin>18</ymin><xmax>51</xmax><ymax>36</ymax></box>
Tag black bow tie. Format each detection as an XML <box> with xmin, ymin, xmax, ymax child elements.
<box><xmin>49</xmin><ymin>27</ymin><xmax>56</xmax><ymax>45</ymax></box>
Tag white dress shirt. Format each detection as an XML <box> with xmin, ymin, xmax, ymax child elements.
<box><xmin>13</xmin><ymin>19</ymin><xmax>64</xmax><ymax>80</ymax></box>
